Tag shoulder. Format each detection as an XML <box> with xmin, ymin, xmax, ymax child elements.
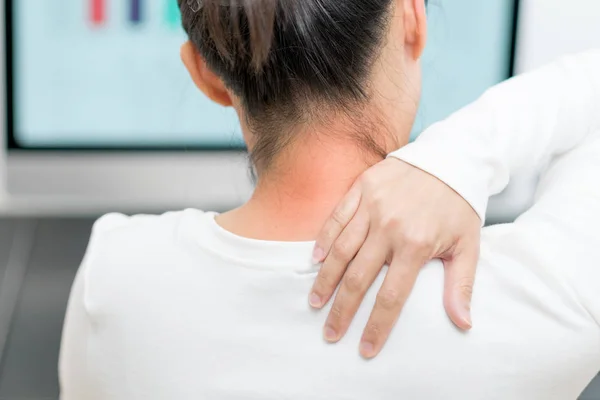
<box><xmin>79</xmin><ymin>209</ymin><xmax>213</xmax><ymax>311</ymax></box>
<box><xmin>83</xmin><ymin>209</ymin><xmax>212</xmax><ymax>279</ymax></box>
<box><xmin>91</xmin><ymin>209</ymin><xmax>199</xmax><ymax>239</ymax></box>
<box><xmin>89</xmin><ymin>209</ymin><xmax>207</xmax><ymax>252</ymax></box>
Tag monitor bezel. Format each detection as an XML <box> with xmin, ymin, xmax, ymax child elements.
<box><xmin>4</xmin><ymin>0</ymin><xmax>246</xmax><ymax>152</ymax></box>
<box><xmin>5</xmin><ymin>0</ymin><xmax>521</xmax><ymax>152</ymax></box>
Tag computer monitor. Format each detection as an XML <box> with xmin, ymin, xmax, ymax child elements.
<box><xmin>2</xmin><ymin>0</ymin><xmax>521</xmax><ymax>218</ymax></box>
<box><xmin>3</xmin><ymin>0</ymin><xmax>255</xmax><ymax>215</ymax></box>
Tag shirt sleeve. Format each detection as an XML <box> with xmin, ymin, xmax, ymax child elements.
<box><xmin>389</xmin><ymin>49</ymin><xmax>600</xmax><ymax>223</ymax></box>
<box><xmin>58</xmin><ymin>247</ymin><xmax>93</xmax><ymax>400</ymax></box>
<box><xmin>59</xmin><ymin>213</ymin><xmax>130</xmax><ymax>400</ymax></box>
<box><xmin>510</xmin><ymin>132</ymin><xmax>600</xmax><ymax>326</ymax></box>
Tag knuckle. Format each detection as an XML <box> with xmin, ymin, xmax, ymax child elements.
<box><xmin>406</xmin><ymin>233</ymin><xmax>432</xmax><ymax>250</ymax></box>
<box><xmin>330</xmin><ymin>304</ymin><xmax>343</xmax><ymax>320</ymax></box>
<box><xmin>367</xmin><ymin>187</ymin><xmax>385</xmax><ymax>206</ymax></box>
<box><xmin>365</xmin><ymin>322</ymin><xmax>382</xmax><ymax>338</ymax></box>
<box><xmin>315</xmin><ymin>271</ymin><xmax>335</xmax><ymax>291</ymax></box>
<box><xmin>359</xmin><ymin>170</ymin><xmax>377</xmax><ymax>188</ymax></box>
<box><xmin>376</xmin><ymin>289</ymin><xmax>401</xmax><ymax>311</ymax></box>
<box><xmin>455</xmin><ymin>277</ymin><xmax>475</xmax><ymax>298</ymax></box>
<box><xmin>360</xmin><ymin>176</ymin><xmax>386</xmax><ymax>205</ymax></box>
<box><xmin>403</xmin><ymin>232</ymin><xmax>435</xmax><ymax>256</ymax></box>
<box><xmin>343</xmin><ymin>270</ymin><xmax>366</xmax><ymax>293</ymax></box>
<box><xmin>380</xmin><ymin>215</ymin><xmax>402</xmax><ymax>232</ymax></box>
<box><xmin>360</xmin><ymin>251</ymin><xmax>379</xmax><ymax>267</ymax></box>
<box><xmin>331</xmin><ymin>208</ymin><xmax>348</xmax><ymax>226</ymax></box>
<box><xmin>332</xmin><ymin>240</ymin><xmax>353</xmax><ymax>261</ymax></box>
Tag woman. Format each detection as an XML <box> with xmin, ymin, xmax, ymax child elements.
<box><xmin>60</xmin><ymin>0</ymin><xmax>600</xmax><ymax>398</ymax></box>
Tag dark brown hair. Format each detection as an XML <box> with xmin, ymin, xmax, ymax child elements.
<box><xmin>178</xmin><ymin>0</ymin><xmax>396</xmax><ymax>170</ymax></box>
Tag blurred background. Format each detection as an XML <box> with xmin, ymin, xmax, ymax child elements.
<box><xmin>0</xmin><ymin>0</ymin><xmax>599</xmax><ymax>398</ymax></box>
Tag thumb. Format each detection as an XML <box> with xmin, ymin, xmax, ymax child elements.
<box><xmin>442</xmin><ymin>244</ymin><xmax>479</xmax><ymax>330</ymax></box>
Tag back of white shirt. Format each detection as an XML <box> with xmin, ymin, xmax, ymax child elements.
<box><xmin>60</xmin><ymin>135</ymin><xmax>600</xmax><ymax>399</ymax></box>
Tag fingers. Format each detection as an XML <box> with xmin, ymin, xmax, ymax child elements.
<box><xmin>359</xmin><ymin>251</ymin><xmax>425</xmax><ymax>359</ymax></box>
<box><xmin>310</xmin><ymin>207</ymin><xmax>370</xmax><ymax>309</ymax></box>
<box><xmin>312</xmin><ymin>183</ymin><xmax>362</xmax><ymax>264</ymax></box>
<box><xmin>442</xmin><ymin>242</ymin><xmax>480</xmax><ymax>331</ymax></box>
<box><xmin>322</xmin><ymin>236</ymin><xmax>387</xmax><ymax>343</ymax></box>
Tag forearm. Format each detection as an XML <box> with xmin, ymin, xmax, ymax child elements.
<box><xmin>390</xmin><ymin>49</ymin><xmax>600</xmax><ymax>221</ymax></box>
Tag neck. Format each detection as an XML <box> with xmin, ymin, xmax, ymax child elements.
<box><xmin>217</xmin><ymin>133</ymin><xmax>384</xmax><ymax>241</ymax></box>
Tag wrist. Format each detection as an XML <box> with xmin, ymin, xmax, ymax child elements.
<box><xmin>388</xmin><ymin>141</ymin><xmax>488</xmax><ymax>225</ymax></box>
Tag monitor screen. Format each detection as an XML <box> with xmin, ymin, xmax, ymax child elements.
<box><xmin>8</xmin><ymin>0</ymin><xmax>517</xmax><ymax>149</ymax></box>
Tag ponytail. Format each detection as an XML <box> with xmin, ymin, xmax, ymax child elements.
<box><xmin>179</xmin><ymin>0</ymin><xmax>394</xmax><ymax>170</ymax></box>
<box><xmin>186</xmin><ymin>0</ymin><xmax>279</xmax><ymax>70</ymax></box>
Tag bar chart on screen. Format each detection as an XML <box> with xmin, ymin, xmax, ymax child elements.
<box><xmin>15</xmin><ymin>0</ymin><xmax>243</xmax><ymax>147</ymax></box>
<box><xmin>87</xmin><ymin>0</ymin><xmax>182</xmax><ymax>29</ymax></box>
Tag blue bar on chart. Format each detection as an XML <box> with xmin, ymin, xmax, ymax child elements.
<box><xmin>129</xmin><ymin>0</ymin><xmax>142</xmax><ymax>24</ymax></box>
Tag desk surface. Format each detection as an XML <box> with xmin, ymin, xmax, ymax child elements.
<box><xmin>0</xmin><ymin>218</ymin><xmax>598</xmax><ymax>400</ymax></box>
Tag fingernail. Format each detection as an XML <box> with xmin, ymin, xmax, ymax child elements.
<box><xmin>463</xmin><ymin>314</ymin><xmax>472</xmax><ymax>329</ymax></box>
<box><xmin>312</xmin><ymin>247</ymin><xmax>325</xmax><ymax>264</ymax></box>
<box><xmin>360</xmin><ymin>341</ymin><xmax>375</xmax><ymax>358</ymax></box>
<box><xmin>459</xmin><ymin>304</ymin><xmax>472</xmax><ymax>329</ymax></box>
<box><xmin>309</xmin><ymin>293</ymin><xmax>322</xmax><ymax>308</ymax></box>
<box><xmin>324</xmin><ymin>326</ymin><xmax>338</xmax><ymax>342</ymax></box>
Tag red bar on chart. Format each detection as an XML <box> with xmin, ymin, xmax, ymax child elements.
<box><xmin>90</xmin><ymin>0</ymin><xmax>106</xmax><ymax>25</ymax></box>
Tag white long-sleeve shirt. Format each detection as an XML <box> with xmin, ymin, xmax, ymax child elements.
<box><xmin>60</xmin><ymin>51</ymin><xmax>600</xmax><ymax>400</ymax></box>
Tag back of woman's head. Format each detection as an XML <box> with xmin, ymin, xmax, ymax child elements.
<box><xmin>178</xmin><ymin>0</ymin><xmax>397</xmax><ymax>169</ymax></box>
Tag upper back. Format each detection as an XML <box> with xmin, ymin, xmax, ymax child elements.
<box><xmin>60</xmin><ymin>208</ymin><xmax>600</xmax><ymax>400</ymax></box>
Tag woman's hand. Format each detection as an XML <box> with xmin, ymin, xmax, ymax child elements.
<box><xmin>309</xmin><ymin>157</ymin><xmax>481</xmax><ymax>358</ymax></box>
